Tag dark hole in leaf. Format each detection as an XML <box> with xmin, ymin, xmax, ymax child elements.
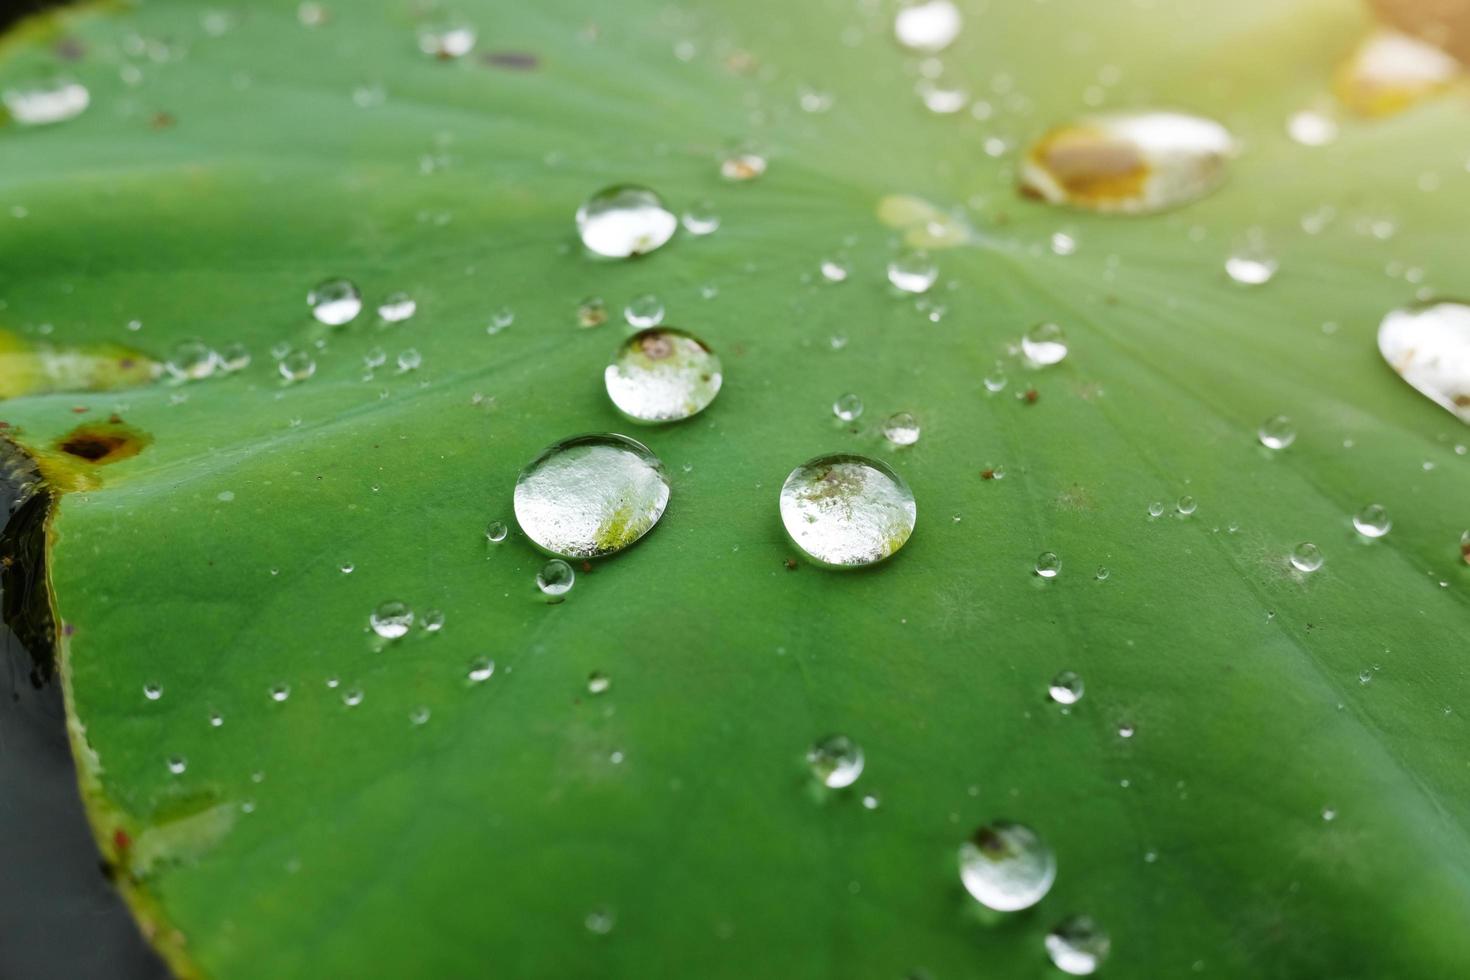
<box><xmin>55</xmin><ymin>420</ymin><xmax>150</xmax><ymax>465</ymax></box>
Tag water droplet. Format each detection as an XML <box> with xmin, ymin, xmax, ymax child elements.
<box><xmin>577</xmin><ymin>297</ymin><xmax>608</xmax><ymax>328</ymax></box>
<box><xmin>680</xmin><ymin>201</ymin><xmax>720</xmax><ymax>236</ymax></box>
<box><xmin>587</xmin><ymin>671</ymin><xmax>611</xmax><ymax>694</ymax></box>
<box><xmin>1290</xmin><ymin>542</ymin><xmax>1324</xmax><ymax>573</ymax></box>
<box><xmin>488</xmin><ymin>307</ymin><xmax>515</xmax><ymax>333</ymax></box>
<box><xmin>1358</xmin><ymin>668</ymin><xmax>1373</xmax><ymax>685</ymax></box>
<box><xmin>514</xmin><ymin>434</ymin><xmax>671</xmax><ymax>559</ymax></box>
<box><xmin>143</xmin><ymin>682</ymin><xmax>163</xmax><ymax>701</ymax></box>
<box><xmin>1148</xmin><ymin>501</ymin><xmax>1165</xmax><ymax>518</ymax></box>
<box><xmin>166</xmin><ymin>756</ymin><xmax>187</xmax><ymax>775</ymax></box>
<box><xmin>1045</xmin><ymin>915</ymin><xmax>1111</xmax><ymax>976</ymax></box>
<box><xmin>576</xmin><ymin>185</ymin><xmax>677</xmax><ymax>259</ymax></box>
<box><xmin>269</xmin><ymin>684</ymin><xmax>291</xmax><ymax>703</ymax></box>
<box><xmin>1335</xmin><ymin>29</ymin><xmax>1461</xmax><ymax>118</ymax></box>
<box><xmin>467</xmin><ymin>657</ymin><xmax>495</xmax><ymax>683</ymax></box>
<box><xmin>278</xmin><ymin>350</ymin><xmax>316</xmax><ymax>382</ymax></box>
<box><xmin>984</xmin><ymin>369</ymin><xmax>1008</xmax><ymax>393</ymax></box>
<box><xmin>218</xmin><ymin>342</ymin><xmax>250</xmax><ymax>372</ymax></box>
<box><xmin>485</xmin><ymin>521</ymin><xmax>508</xmax><ymax>543</ymax></box>
<box><xmin>308</xmin><ymin>278</ymin><xmax>362</xmax><ymax>325</ymax></box>
<box><xmin>779</xmin><ymin>454</ymin><xmax>917</xmax><ymax>567</ymax></box>
<box><xmin>410</xmin><ymin>706</ymin><xmax>432</xmax><ymax>725</ymax></box>
<box><xmin>798</xmin><ymin>85</ymin><xmax>835</xmax><ymax>113</ymax></box>
<box><xmin>1377</xmin><ymin>301</ymin><xmax>1470</xmax><ymax>423</ymax></box>
<box><xmin>1322</xmin><ymin>806</ymin><xmax>1338</xmax><ymax>821</ymax></box>
<box><xmin>862</xmin><ymin>793</ymin><xmax>881</xmax><ymax>810</ymax></box>
<box><xmin>339</xmin><ymin>562</ymin><xmax>354</xmax><ymax>574</ymax></box>
<box><xmin>422</xmin><ymin>609</ymin><xmax>445</xmax><ymax>633</ymax></box>
<box><xmin>604</xmin><ymin>328</ymin><xmax>723</xmax><ymax>423</ymax></box>
<box><xmin>806</xmin><ymin>734</ymin><xmax>864</xmax><ymax>788</ymax></box>
<box><xmin>887</xmin><ymin>249</ymin><xmax>937</xmax><ymax>294</ymax></box>
<box><xmin>1286</xmin><ymin>110</ymin><xmax>1338</xmax><ymax>147</ymax></box>
<box><xmin>720</xmin><ymin>151</ymin><xmax>767</xmax><ymax>182</ymax></box>
<box><xmin>1035</xmin><ymin>552</ymin><xmax>1061</xmax><ymax>579</ymax></box>
<box><xmin>894</xmin><ymin>0</ymin><xmax>962</xmax><ymax>53</ymax></box>
<box><xmin>833</xmin><ymin>393</ymin><xmax>864</xmax><ymax>422</ymax></box>
<box><xmin>916</xmin><ymin>73</ymin><xmax>969</xmax><ymax>114</ymax></box>
<box><xmin>1048</xmin><ymin>671</ymin><xmax>1083</xmax><ymax>705</ymax></box>
<box><xmin>370</xmin><ymin>600</ymin><xmax>414</xmax><ymax>639</ymax></box>
<box><xmin>377</xmin><ymin>291</ymin><xmax>417</xmax><ymax>323</ymax></box>
<box><xmin>1177</xmin><ymin>495</ymin><xmax>1197</xmax><ymax>516</ymax></box>
<box><xmin>1257</xmin><ymin>415</ymin><xmax>1296</xmax><ymax>450</ymax></box>
<box><xmin>623</xmin><ymin>294</ymin><xmax>665</xmax><ymax>328</ymax></box>
<box><xmin>882</xmin><ymin>412</ymin><xmax>921</xmax><ymax>447</ymax></box>
<box><xmin>208</xmin><ymin>712</ymin><xmax>224</xmax><ymax>728</ymax></box>
<box><xmin>1020</xmin><ymin>111</ymin><xmax>1235</xmax><ymax>214</ymax></box>
<box><xmin>584</xmin><ymin>907</ymin><xmax>616</xmax><ymax>935</ymax></box>
<box><xmin>1095</xmin><ymin>566</ymin><xmax>1110</xmax><ymax>581</ymax></box>
<box><xmin>395</xmin><ymin>348</ymin><xmax>422</xmax><ymax>372</ymax></box>
<box><xmin>418</xmin><ymin>22</ymin><xmax>476</xmax><ymax>59</ymax></box>
<box><xmin>958</xmin><ymin>822</ymin><xmax>1056</xmax><ymax>911</ymax></box>
<box><xmin>536</xmin><ymin>559</ymin><xmax>575</xmax><ymax>597</ymax></box>
<box><xmin>1118</xmin><ymin>722</ymin><xmax>1135</xmax><ymax>738</ymax></box>
<box><xmin>1022</xmin><ymin>322</ymin><xmax>1068</xmax><ymax>366</ymax></box>
<box><xmin>342</xmin><ymin>688</ymin><xmax>364</xmax><ymax>707</ymax></box>
<box><xmin>2</xmin><ymin>76</ymin><xmax>89</xmax><ymax>125</ymax></box>
<box><xmin>166</xmin><ymin>339</ymin><xmax>218</xmax><ymax>381</ymax></box>
<box><xmin>1225</xmin><ymin>248</ymin><xmax>1278</xmax><ymax>286</ymax></box>
<box><xmin>1352</xmin><ymin>504</ymin><xmax>1391</xmax><ymax>539</ymax></box>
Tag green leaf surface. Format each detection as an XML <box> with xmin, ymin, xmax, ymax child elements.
<box><xmin>3</xmin><ymin>0</ymin><xmax>1469</xmax><ymax>977</ymax></box>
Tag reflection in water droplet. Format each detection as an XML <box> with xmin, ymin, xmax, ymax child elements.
<box><xmin>624</xmin><ymin>294</ymin><xmax>665</xmax><ymax>328</ymax></box>
<box><xmin>468</xmin><ymin>657</ymin><xmax>495</xmax><ymax>683</ymax></box>
<box><xmin>887</xmin><ymin>249</ymin><xmax>938</xmax><ymax>294</ymax></box>
<box><xmin>882</xmin><ymin>412</ymin><xmax>921</xmax><ymax>447</ymax></box>
<box><xmin>537</xmin><ymin>559</ymin><xmax>575</xmax><ymax>598</ymax></box>
<box><xmin>576</xmin><ymin>185</ymin><xmax>677</xmax><ymax>258</ymax></box>
<box><xmin>485</xmin><ymin>520</ymin><xmax>508</xmax><ymax>543</ymax></box>
<box><xmin>780</xmin><ymin>454</ymin><xmax>916</xmax><ymax>567</ymax></box>
<box><xmin>1035</xmin><ymin>552</ymin><xmax>1061</xmax><ymax>579</ymax></box>
<box><xmin>1377</xmin><ymin>300</ymin><xmax>1470</xmax><ymax>423</ymax></box>
<box><xmin>833</xmin><ymin>393</ymin><xmax>864</xmax><ymax>422</ymax></box>
<box><xmin>1020</xmin><ymin>111</ymin><xmax>1235</xmax><ymax>214</ymax></box>
<box><xmin>308</xmin><ymin>278</ymin><xmax>362</xmax><ymax>325</ymax></box>
<box><xmin>514</xmin><ymin>434</ymin><xmax>671</xmax><ymax>559</ymax></box>
<box><xmin>1257</xmin><ymin>415</ymin><xmax>1296</xmax><ymax>450</ymax></box>
<box><xmin>1352</xmin><ymin>504</ymin><xmax>1391</xmax><ymax>539</ymax></box>
<box><xmin>143</xmin><ymin>683</ymin><xmax>163</xmax><ymax>701</ymax></box>
<box><xmin>806</xmin><ymin>734</ymin><xmax>864</xmax><ymax>788</ymax></box>
<box><xmin>894</xmin><ymin>0</ymin><xmax>962</xmax><ymax>53</ymax></box>
<box><xmin>1022</xmin><ymin>322</ymin><xmax>1068</xmax><ymax>366</ymax></box>
<box><xmin>378</xmin><ymin>292</ymin><xmax>417</xmax><ymax>322</ymax></box>
<box><xmin>1290</xmin><ymin>542</ymin><xmax>1323</xmax><ymax>573</ymax></box>
<box><xmin>1045</xmin><ymin>915</ymin><xmax>1111</xmax><ymax>976</ymax></box>
<box><xmin>1049</xmin><ymin>671</ymin><xmax>1083</xmax><ymax>705</ymax></box>
<box><xmin>2</xmin><ymin>77</ymin><xmax>89</xmax><ymax>125</ymax></box>
<box><xmin>959</xmin><ymin>821</ymin><xmax>1056</xmax><ymax>911</ymax></box>
<box><xmin>605</xmin><ymin>328</ymin><xmax>723</xmax><ymax>423</ymax></box>
<box><xmin>370</xmin><ymin>600</ymin><xmax>414</xmax><ymax>639</ymax></box>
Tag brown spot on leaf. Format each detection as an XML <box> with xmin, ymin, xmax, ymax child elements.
<box><xmin>55</xmin><ymin>419</ymin><xmax>150</xmax><ymax>465</ymax></box>
<box><xmin>483</xmin><ymin>50</ymin><xmax>539</xmax><ymax>70</ymax></box>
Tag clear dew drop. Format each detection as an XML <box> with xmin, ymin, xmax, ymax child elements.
<box><xmin>218</xmin><ymin>342</ymin><xmax>250</xmax><ymax>372</ymax></box>
<box><xmin>1020</xmin><ymin>111</ymin><xmax>1235</xmax><ymax>214</ymax></box>
<box><xmin>1225</xmin><ymin>248</ymin><xmax>1278</xmax><ymax>286</ymax></box>
<box><xmin>2</xmin><ymin>76</ymin><xmax>89</xmax><ymax>125</ymax></box>
<box><xmin>882</xmin><ymin>412</ymin><xmax>921</xmax><ymax>447</ymax></box>
<box><xmin>833</xmin><ymin>393</ymin><xmax>864</xmax><ymax>422</ymax></box>
<box><xmin>587</xmin><ymin>671</ymin><xmax>611</xmax><ymax>695</ymax></box>
<box><xmin>143</xmin><ymin>682</ymin><xmax>163</xmax><ymax>701</ymax></box>
<box><xmin>887</xmin><ymin>249</ymin><xmax>938</xmax><ymax>294</ymax></box>
<box><xmin>576</xmin><ymin>185</ymin><xmax>677</xmax><ymax>259</ymax></box>
<box><xmin>396</xmin><ymin>348</ymin><xmax>421</xmax><ymax>372</ymax></box>
<box><xmin>577</xmin><ymin>297</ymin><xmax>608</xmax><ymax>329</ymax></box>
<box><xmin>342</xmin><ymin>688</ymin><xmax>364</xmax><ymax>708</ymax></box>
<box><xmin>779</xmin><ymin>454</ymin><xmax>916</xmax><ymax>567</ymax></box>
<box><xmin>680</xmin><ymin>201</ymin><xmax>720</xmax><ymax>236</ymax></box>
<box><xmin>820</xmin><ymin>258</ymin><xmax>850</xmax><ymax>283</ymax></box>
<box><xmin>488</xmin><ymin>306</ymin><xmax>515</xmax><ymax>333</ymax></box>
<box><xmin>467</xmin><ymin>657</ymin><xmax>495</xmax><ymax>683</ymax></box>
<box><xmin>485</xmin><ymin>520</ymin><xmax>508</xmax><ymax>543</ymax></box>
<box><xmin>1022</xmin><ymin>322</ymin><xmax>1069</xmax><ymax>366</ymax></box>
<box><xmin>377</xmin><ymin>291</ymin><xmax>417</xmax><ymax>323</ymax></box>
<box><xmin>410</xmin><ymin>706</ymin><xmax>432</xmax><ymax>726</ymax></box>
<box><xmin>1377</xmin><ymin>300</ymin><xmax>1470</xmax><ymax>423</ymax></box>
<box><xmin>1352</xmin><ymin>504</ymin><xmax>1392</xmax><ymax>539</ymax></box>
<box><xmin>1118</xmin><ymin>722</ymin><xmax>1135</xmax><ymax>738</ymax></box>
<box><xmin>514</xmin><ymin>434</ymin><xmax>671</xmax><ymax>559</ymax></box>
<box><xmin>269</xmin><ymin>684</ymin><xmax>291</xmax><ymax>703</ymax></box>
<box><xmin>1287</xmin><ymin>110</ymin><xmax>1339</xmax><ymax>147</ymax></box>
<box><xmin>604</xmin><ymin>328</ymin><xmax>723</xmax><ymax>424</ymax></box>
<box><xmin>959</xmin><ymin>821</ymin><xmax>1057</xmax><ymax>912</ymax></box>
<box><xmin>1177</xmin><ymin>495</ymin><xmax>1197</xmax><ymax>516</ymax></box>
<box><xmin>278</xmin><ymin>350</ymin><xmax>316</xmax><ymax>382</ymax></box>
<box><xmin>422</xmin><ymin>609</ymin><xmax>445</xmax><ymax>633</ymax></box>
<box><xmin>806</xmin><ymin>734</ymin><xmax>865</xmax><ymax>788</ymax></box>
<box><xmin>624</xmin><ymin>294</ymin><xmax>666</xmax><ymax>328</ymax></box>
<box><xmin>308</xmin><ymin>278</ymin><xmax>362</xmax><ymax>326</ymax></box>
<box><xmin>894</xmin><ymin>0</ymin><xmax>962</xmax><ymax>53</ymax></box>
<box><xmin>1049</xmin><ymin>670</ymin><xmax>1084</xmax><ymax>705</ymax></box>
<box><xmin>166</xmin><ymin>339</ymin><xmax>218</xmax><ymax>381</ymax></box>
<box><xmin>1257</xmin><ymin>414</ymin><xmax>1296</xmax><ymax>450</ymax></box>
<box><xmin>1045</xmin><ymin>915</ymin><xmax>1111</xmax><ymax>976</ymax></box>
<box><xmin>536</xmin><ymin>559</ymin><xmax>575</xmax><ymax>597</ymax></box>
<box><xmin>166</xmin><ymin>756</ymin><xmax>187</xmax><ymax>775</ymax></box>
<box><xmin>369</xmin><ymin>600</ymin><xmax>414</xmax><ymax>639</ymax></box>
<box><xmin>1290</xmin><ymin>542</ymin><xmax>1324</xmax><ymax>573</ymax></box>
<box><xmin>584</xmin><ymin>907</ymin><xmax>616</xmax><ymax>936</ymax></box>
<box><xmin>916</xmin><ymin>73</ymin><xmax>969</xmax><ymax>115</ymax></box>
<box><xmin>1035</xmin><ymin>552</ymin><xmax>1061</xmax><ymax>579</ymax></box>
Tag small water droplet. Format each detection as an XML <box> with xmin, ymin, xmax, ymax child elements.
<box><xmin>882</xmin><ymin>412</ymin><xmax>921</xmax><ymax>447</ymax></box>
<box><xmin>308</xmin><ymin>278</ymin><xmax>362</xmax><ymax>326</ymax></box>
<box><xmin>720</xmin><ymin>151</ymin><xmax>767</xmax><ymax>182</ymax></box>
<box><xmin>278</xmin><ymin>349</ymin><xmax>316</xmax><ymax>382</ymax></box>
<box><xmin>1358</xmin><ymin>668</ymin><xmax>1373</xmax><ymax>685</ymax></box>
<box><xmin>1352</xmin><ymin>504</ymin><xmax>1391</xmax><ymax>539</ymax></box>
<box><xmin>780</xmin><ymin>455</ymin><xmax>916</xmax><ymax>567</ymax></box>
<box><xmin>680</xmin><ymin>201</ymin><xmax>720</xmax><ymax>236</ymax></box>
<box><xmin>410</xmin><ymin>706</ymin><xmax>432</xmax><ymax>725</ymax></box>
<box><xmin>1290</xmin><ymin>542</ymin><xmax>1324</xmax><ymax>573</ymax></box>
<box><xmin>485</xmin><ymin>521</ymin><xmax>508</xmax><ymax>543</ymax></box>
<box><xmin>422</xmin><ymin>609</ymin><xmax>445</xmax><ymax>633</ymax></box>
<box><xmin>487</xmin><ymin>307</ymin><xmax>515</xmax><ymax>333</ymax></box>
<box><xmin>1287</xmin><ymin>110</ymin><xmax>1338</xmax><ymax>147</ymax></box>
<box><xmin>514</xmin><ymin>434</ymin><xmax>671</xmax><ymax>558</ymax></box>
<box><xmin>1377</xmin><ymin>301</ymin><xmax>1470</xmax><ymax>423</ymax></box>
<box><xmin>1094</xmin><ymin>566</ymin><xmax>1110</xmax><ymax>581</ymax></box>
<box><xmin>1176</xmin><ymin>495</ymin><xmax>1197</xmax><ymax>516</ymax></box>
<box><xmin>218</xmin><ymin>343</ymin><xmax>250</xmax><ymax>372</ymax></box>
<box><xmin>577</xmin><ymin>297</ymin><xmax>608</xmax><ymax>328</ymax></box>
<box><xmin>418</xmin><ymin>22</ymin><xmax>476</xmax><ymax>59</ymax></box>
<box><xmin>587</xmin><ymin>671</ymin><xmax>611</xmax><ymax>694</ymax></box>
<box><xmin>624</xmin><ymin>294</ymin><xmax>666</xmax><ymax>328</ymax></box>
<box><xmin>537</xmin><ymin>559</ymin><xmax>575</xmax><ymax>597</ymax></box>
<box><xmin>1035</xmin><ymin>552</ymin><xmax>1061</xmax><ymax>579</ymax></box>
<box><xmin>1045</xmin><ymin>915</ymin><xmax>1111</xmax><ymax>976</ymax></box>
<box><xmin>370</xmin><ymin>600</ymin><xmax>414</xmax><ymax>639</ymax></box>
<box><xmin>983</xmin><ymin>369</ymin><xmax>1008</xmax><ymax>393</ymax></box>
<box><xmin>806</xmin><ymin>734</ymin><xmax>864</xmax><ymax>788</ymax></box>
<box><xmin>887</xmin><ymin>249</ymin><xmax>938</xmax><ymax>294</ymax></box>
<box><xmin>605</xmin><ymin>328</ymin><xmax>723</xmax><ymax>423</ymax></box>
<box><xmin>833</xmin><ymin>393</ymin><xmax>864</xmax><ymax>422</ymax></box>
<box><xmin>584</xmin><ymin>907</ymin><xmax>616</xmax><ymax>935</ymax></box>
<box><xmin>576</xmin><ymin>185</ymin><xmax>677</xmax><ymax>258</ymax></box>
<box><xmin>1258</xmin><ymin>415</ymin><xmax>1296</xmax><ymax>450</ymax></box>
<box><xmin>1118</xmin><ymin>722</ymin><xmax>1135</xmax><ymax>739</ymax></box>
<box><xmin>894</xmin><ymin>0</ymin><xmax>962</xmax><ymax>53</ymax></box>
<box><xmin>208</xmin><ymin>712</ymin><xmax>224</xmax><ymax>728</ymax></box>
<box><xmin>916</xmin><ymin>72</ymin><xmax>969</xmax><ymax>114</ymax></box>
<box><xmin>468</xmin><ymin>657</ymin><xmax>495</xmax><ymax>683</ymax></box>
<box><xmin>165</xmin><ymin>339</ymin><xmax>218</xmax><ymax>381</ymax></box>
<box><xmin>166</xmin><ymin>755</ymin><xmax>187</xmax><ymax>775</ymax></box>
<box><xmin>269</xmin><ymin>684</ymin><xmax>291</xmax><ymax>703</ymax></box>
<box><xmin>1022</xmin><ymin>322</ymin><xmax>1068</xmax><ymax>366</ymax></box>
<box><xmin>377</xmin><ymin>291</ymin><xmax>417</xmax><ymax>323</ymax></box>
<box><xmin>2</xmin><ymin>76</ymin><xmax>89</xmax><ymax>126</ymax></box>
<box><xmin>1048</xmin><ymin>671</ymin><xmax>1083</xmax><ymax>705</ymax></box>
<box><xmin>143</xmin><ymin>682</ymin><xmax>163</xmax><ymax>701</ymax></box>
<box><xmin>342</xmin><ymin>688</ymin><xmax>364</xmax><ymax>707</ymax></box>
<box><xmin>1322</xmin><ymin>806</ymin><xmax>1338</xmax><ymax>821</ymax></box>
<box><xmin>959</xmin><ymin>822</ymin><xmax>1056</xmax><ymax>911</ymax></box>
<box><xmin>1225</xmin><ymin>247</ymin><xmax>1278</xmax><ymax>286</ymax></box>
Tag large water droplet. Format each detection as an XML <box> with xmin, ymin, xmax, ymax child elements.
<box><xmin>894</xmin><ymin>0</ymin><xmax>962</xmax><ymax>53</ymax></box>
<box><xmin>536</xmin><ymin>559</ymin><xmax>575</xmax><ymax>598</ymax></box>
<box><xmin>576</xmin><ymin>185</ymin><xmax>677</xmax><ymax>259</ymax></box>
<box><xmin>1048</xmin><ymin>671</ymin><xmax>1083</xmax><ymax>705</ymax></box>
<box><xmin>1352</xmin><ymin>504</ymin><xmax>1392</xmax><ymax>539</ymax></box>
<box><xmin>1257</xmin><ymin>415</ymin><xmax>1296</xmax><ymax>450</ymax></box>
<box><xmin>1022</xmin><ymin>322</ymin><xmax>1068</xmax><ymax>366</ymax></box>
<box><xmin>1020</xmin><ymin>111</ymin><xmax>1235</xmax><ymax>214</ymax></box>
<box><xmin>308</xmin><ymin>278</ymin><xmax>362</xmax><ymax>325</ymax></box>
<box><xmin>779</xmin><ymin>454</ymin><xmax>917</xmax><ymax>568</ymax></box>
<box><xmin>370</xmin><ymin>600</ymin><xmax>414</xmax><ymax>639</ymax></box>
<box><xmin>2</xmin><ymin>76</ymin><xmax>89</xmax><ymax>125</ymax></box>
<box><xmin>604</xmin><ymin>328</ymin><xmax>723</xmax><ymax>423</ymax></box>
<box><xmin>514</xmin><ymin>434</ymin><xmax>671</xmax><ymax>559</ymax></box>
<box><xmin>887</xmin><ymin>249</ymin><xmax>938</xmax><ymax>294</ymax></box>
<box><xmin>806</xmin><ymin>734</ymin><xmax>865</xmax><ymax>788</ymax></box>
<box><xmin>959</xmin><ymin>821</ymin><xmax>1056</xmax><ymax>911</ymax></box>
<box><xmin>1377</xmin><ymin>301</ymin><xmax>1470</xmax><ymax>423</ymax></box>
<box><xmin>1290</xmin><ymin>542</ymin><xmax>1324</xmax><ymax>574</ymax></box>
<box><xmin>1045</xmin><ymin>915</ymin><xmax>1111</xmax><ymax>976</ymax></box>
<box><xmin>1335</xmin><ymin>29</ymin><xmax>1461</xmax><ymax>118</ymax></box>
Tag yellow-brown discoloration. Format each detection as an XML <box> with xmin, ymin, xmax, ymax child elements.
<box><xmin>1025</xmin><ymin>126</ymin><xmax>1150</xmax><ymax>207</ymax></box>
